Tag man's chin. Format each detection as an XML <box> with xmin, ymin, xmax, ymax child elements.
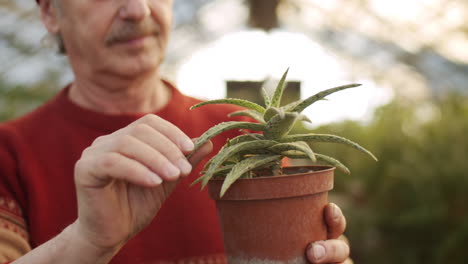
<box><xmin>111</xmin><ymin>60</ymin><xmax>160</xmax><ymax>78</ymax></box>
<box><xmin>109</xmin><ymin>49</ymin><xmax>160</xmax><ymax>72</ymax></box>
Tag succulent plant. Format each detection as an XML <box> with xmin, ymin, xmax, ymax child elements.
<box><xmin>190</xmin><ymin>68</ymin><xmax>377</xmax><ymax>197</ymax></box>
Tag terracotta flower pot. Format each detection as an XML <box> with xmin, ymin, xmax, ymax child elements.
<box><xmin>208</xmin><ymin>165</ymin><xmax>335</xmax><ymax>264</ymax></box>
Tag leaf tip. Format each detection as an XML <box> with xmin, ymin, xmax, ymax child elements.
<box><xmin>189</xmin><ymin>104</ymin><xmax>201</xmax><ymax>110</ymax></box>
<box><xmin>219</xmin><ymin>187</ymin><xmax>227</xmax><ymax>198</ymax></box>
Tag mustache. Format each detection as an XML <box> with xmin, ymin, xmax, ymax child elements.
<box><xmin>105</xmin><ymin>19</ymin><xmax>160</xmax><ymax>46</ymax></box>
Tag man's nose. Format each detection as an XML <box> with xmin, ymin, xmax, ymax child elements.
<box><xmin>119</xmin><ymin>0</ymin><xmax>151</xmax><ymax>21</ymax></box>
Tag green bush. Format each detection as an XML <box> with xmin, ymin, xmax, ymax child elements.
<box><xmin>312</xmin><ymin>94</ymin><xmax>468</xmax><ymax>264</ymax></box>
<box><xmin>0</xmin><ymin>78</ymin><xmax>57</xmax><ymax>122</ymax></box>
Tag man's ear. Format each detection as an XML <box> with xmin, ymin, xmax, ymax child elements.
<box><xmin>38</xmin><ymin>0</ymin><xmax>60</xmax><ymax>34</ymax></box>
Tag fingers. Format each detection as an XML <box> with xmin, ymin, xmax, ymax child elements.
<box><xmin>133</xmin><ymin>125</ymin><xmax>192</xmax><ymax>175</ymax></box>
<box><xmin>126</xmin><ymin>114</ymin><xmax>194</xmax><ymax>153</ymax></box>
<box><xmin>306</xmin><ymin>203</ymin><xmax>351</xmax><ymax>263</ymax></box>
<box><xmin>76</xmin><ymin>114</ymin><xmax>195</xmax><ymax>188</ymax></box>
<box><xmin>76</xmin><ymin>153</ymin><xmax>162</xmax><ymax>188</ymax></box>
<box><xmin>306</xmin><ymin>239</ymin><xmax>350</xmax><ymax>264</ymax></box>
<box><xmin>115</xmin><ymin>124</ymin><xmax>192</xmax><ymax>178</ymax></box>
<box><xmin>324</xmin><ymin>203</ymin><xmax>347</xmax><ymax>239</ymax></box>
<box><xmin>118</xmin><ymin>115</ymin><xmax>194</xmax><ymax>177</ymax></box>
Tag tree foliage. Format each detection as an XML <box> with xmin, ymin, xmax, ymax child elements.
<box><xmin>312</xmin><ymin>94</ymin><xmax>468</xmax><ymax>264</ymax></box>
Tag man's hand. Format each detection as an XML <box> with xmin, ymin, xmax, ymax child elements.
<box><xmin>73</xmin><ymin>114</ymin><xmax>212</xmax><ymax>254</ymax></box>
<box><xmin>306</xmin><ymin>203</ymin><xmax>352</xmax><ymax>264</ymax></box>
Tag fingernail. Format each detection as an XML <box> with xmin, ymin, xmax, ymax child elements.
<box><xmin>176</xmin><ymin>158</ymin><xmax>192</xmax><ymax>175</ymax></box>
<box><xmin>181</xmin><ymin>139</ymin><xmax>194</xmax><ymax>152</ymax></box>
<box><xmin>165</xmin><ymin>164</ymin><xmax>180</xmax><ymax>179</ymax></box>
<box><xmin>332</xmin><ymin>203</ymin><xmax>341</xmax><ymax>221</ymax></box>
<box><xmin>149</xmin><ymin>172</ymin><xmax>162</xmax><ymax>184</ymax></box>
<box><xmin>312</xmin><ymin>243</ymin><xmax>325</xmax><ymax>261</ymax></box>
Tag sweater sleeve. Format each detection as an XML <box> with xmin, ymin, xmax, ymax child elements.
<box><xmin>0</xmin><ymin>224</ymin><xmax>31</xmax><ymax>262</ymax></box>
<box><xmin>0</xmin><ymin>125</ymin><xmax>32</xmax><ymax>261</ymax></box>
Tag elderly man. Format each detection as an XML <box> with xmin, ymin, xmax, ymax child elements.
<box><xmin>0</xmin><ymin>0</ymin><xmax>351</xmax><ymax>263</ymax></box>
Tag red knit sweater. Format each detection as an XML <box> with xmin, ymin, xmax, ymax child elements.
<box><xmin>0</xmin><ymin>83</ymin><xmax>247</xmax><ymax>263</ymax></box>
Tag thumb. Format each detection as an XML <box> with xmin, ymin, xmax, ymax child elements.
<box><xmin>187</xmin><ymin>139</ymin><xmax>213</xmax><ymax>167</ymax></box>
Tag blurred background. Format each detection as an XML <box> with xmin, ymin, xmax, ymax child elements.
<box><xmin>1</xmin><ymin>0</ymin><xmax>467</xmax><ymax>263</ymax></box>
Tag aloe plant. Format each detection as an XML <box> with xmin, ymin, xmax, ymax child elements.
<box><xmin>190</xmin><ymin>68</ymin><xmax>377</xmax><ymax>197</ymax></box>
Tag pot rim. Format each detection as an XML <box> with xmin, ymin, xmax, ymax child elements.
<box><xmin>207</xmin><ymin>165</ymin><xmax>335</xmax><ymax>201</ymax></box>
<box><xmin>209</xmin><ymin>165</ymin><xmax>335</xmax><ymax>183</ymax></box>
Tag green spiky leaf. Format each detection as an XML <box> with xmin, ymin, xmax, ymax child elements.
<box><xmin>269</xmin><ymin>141</ymin><xmax>316</xmax><ymax>162</ymax></box>
<box><xmin>189</xmin><ymin>68</ymin><xmax>376</xmax><ymax>190</ymax></box>
<box><xmin>289</xmin><ymin>119</ymin><xmax>314</xmax><ymax>135</ymax></box>
<box><xmin>227</xmin><ymin>134</ymin><xmax>265</xmax><ymax>146</ymax></box>
<box><xmin>202</xmin><ymin>151</ymin><xmax>239</xmax><ymax>172</ymax></box>
<box><xmin>263</xmin><ymin>112</ymin><xmax>299</xmax><ymax>140</ymax></box>
<box><xmin>191</xmin><ymin>98</ymin><xmax>265</xmax><ymax>114</ymax></box>
<box><xmin>263</xmin><ymin>107</ymin><xmax>285</xmax><ymax>122</ymax></box>
<box><xmin>228</xmin><ymin>110</ymin><xmax>265</xmax><ymax>123</ymax></box>
<box><xmin>202</xmin><ymin>146</ymin><xmax>233</xmax><ymax>167</ymax></box>
<box><xmin>200</xmin><ymin>140</ymin><xmax>278</xmax><ymax>187</ymax></box>
<box><xmin>192</xmin><ymin>121</ymin><xmax>265</xmax><ymax>153</ymax></box>
<box><xmin>220</xmin><ymin>155</ymin><xmax>282</xmax><ymax>197</ymax></box>
<box><xmin>270</xmin><ymin>68</ymin><xmax>289</xmax><ymax>107</ymax></box>
<box><xmin>281</xmin><ymin>151</ymin><xmax>350</xmax><ymax>174</ymax></box>
<box><xmin>191</xmin><ymin>165</ymin><xmax>235</xmax><ymax>187</ymax></box>
<box><xmin>281</xmin><ymin>134</ymin><xmax>378</xmax><ymax>161</ymax></box>
<box><xmin>292</xmin><ymin>84</ymin><xmax>361</xmax><ymax>113</ymax></box>
<box><xmin>315</xmin><ymin>154</ymin><xmax>350</xmax><ymax>174</ymax></box>
<box><xmin>261</xmin><ymin>87</ymin><xmax>271</xmax><ymax>106</ymax></box>
<box><xmin>297</xmin><ymin>114</ymin><xmax>311</xmax><ymax>123</ymax></box>
<box><xmin>283</xmin><ymin>100</ymin><xmax>301</xmax><ymax>112</ymax></box>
